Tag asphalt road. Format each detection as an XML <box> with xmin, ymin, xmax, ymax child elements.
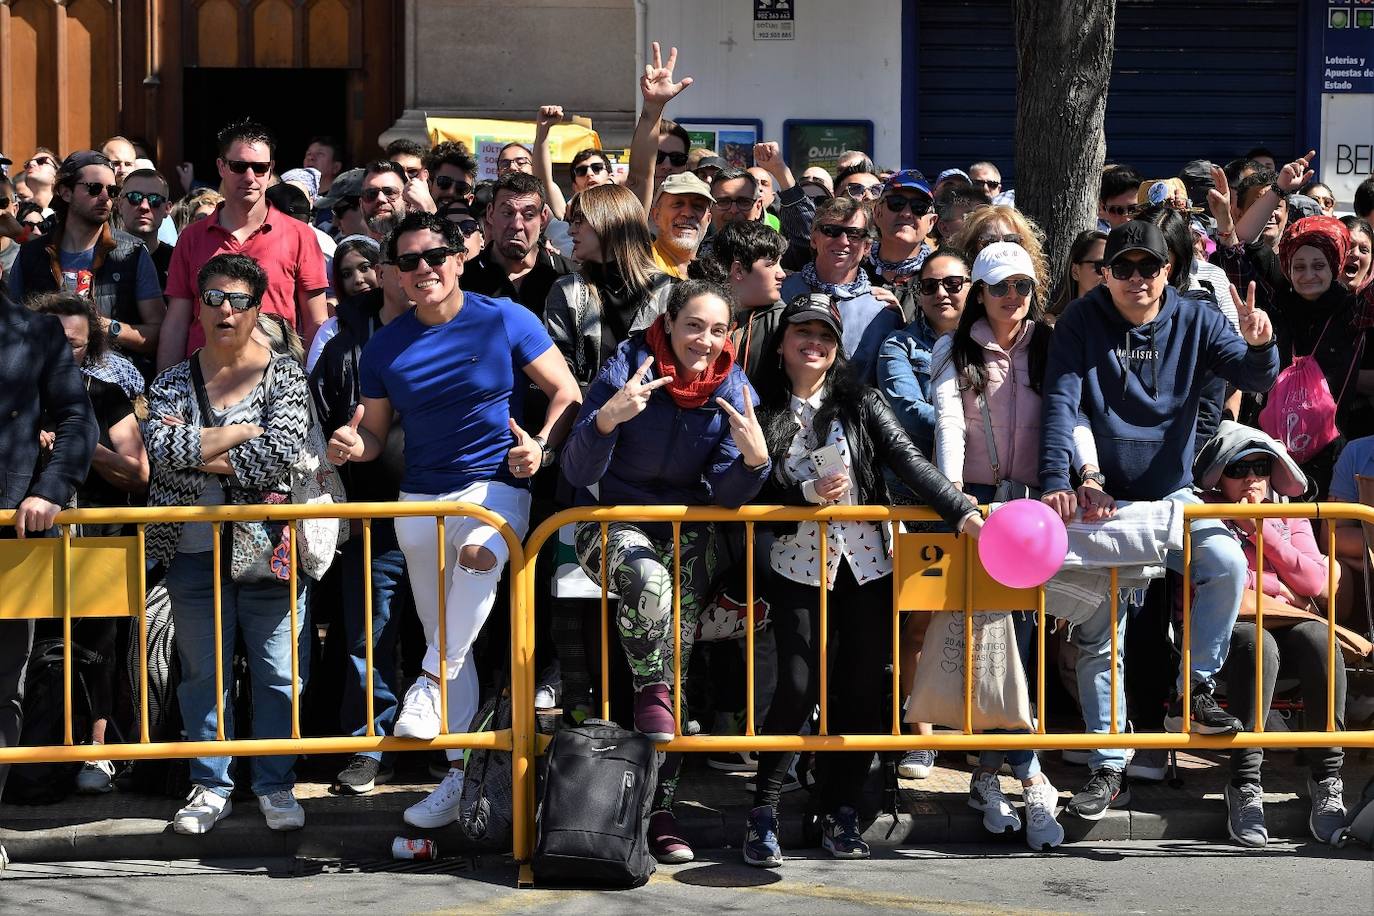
<box><xmin>1</xmin><ymin>841</ymin><xmax>1370</xmax><ymax>914</ymax></box>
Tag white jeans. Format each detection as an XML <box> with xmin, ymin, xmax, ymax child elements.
<box><xmin>396</xmin><ymin>480</ymin><xmax>530</xmax><ymax>757</ymax></box>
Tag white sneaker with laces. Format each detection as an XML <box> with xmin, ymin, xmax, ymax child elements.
<box><xmin>1022</xmin><ymin>780</ymin><xmax>1065</xmax><ymax>850</ymax></box>
<box><xmin>173</xmin><ymin>786</ymin><xmax>232</xmax><ymax>835</ymax></box>
<box><xmin>969</xmin><ymin>771</ymin><xmax>1021</xmax><ymax>834</ymax></box>
<box><xmin>76</xmin><ymin>756</ymin><xmax>116</xmax><ymax>793</ymax></box>
<box><xmin>394</xmin><ymin>676</ymin><xmax>443</xmax><ymax>740</ymax></box>
<box><xmin>258</xmin><ymin>789</ymin><xmax>306</xmax><ymax>831</ymax></box>
<box><xmin>404</xmin><ymin>766</ymin><xmax>466</xmax><ymax>829</ymax></box>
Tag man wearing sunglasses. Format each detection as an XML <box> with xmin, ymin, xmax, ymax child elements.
<box><xmin>0</xmin><ymin>175</ymin><xmax>20</xmax><ymax>279</ymax></box>
<box><xmin>1097</xmin><ymin>165</ymin><xmax>1143</xmax><ymax>232</ymax></box>
<box><xmin>159</xmin><ymin>120</ymin><xmax>328</xmax><ymax>372</ymax></box>
<box><xmin>867</xmin><ymin>170</ymin><xmax>937</xmax><ymax>318</ymax></box>
<box><xmin>424</xmin><ymin>142</ymin><xmax>477</xmax><ymax>210</ymax></box>
<box><xmin>359</xmin><ymin>160</ymin><xmax>409</xmax><ymax>243</ymax></box>
<box><xmin>116</xmin><ymin>169</ymin><xmax>175</xmax><ymax>288</ymax></box>
<box><xmin>328</xmin><ymin>211</ymin><xmax>580</xmax><ymax>831</ymax></box>
<box><xmin>1040</xmin><ymin>219</ymin><xmax>1280</xmax><ymax>822</ymax></box>
<box><xmin>10</xmin><ymin>151</ymin><xmax>166</xmax><ymax>379</ymax></box>
<box><xmin>20</xmin><ymin>148</ymin><xmax>57</xmax><ymax>211</ymax></box>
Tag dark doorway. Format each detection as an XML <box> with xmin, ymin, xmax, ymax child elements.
<box><xmin>182</xmin><ymin>68</ymin><xmax>348</xmax><ymax>182</ymax></box>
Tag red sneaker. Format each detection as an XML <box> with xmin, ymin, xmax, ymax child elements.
<box><xmin>634</xmin><ymin>684</ymin><xmax>675</xmax><ymax>743</ymax></box>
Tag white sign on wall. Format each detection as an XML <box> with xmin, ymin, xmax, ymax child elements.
<box><xmin>1320</xmin><ymin>92</ymin><xmax>1374</xmax><ymax>210</ymax></box>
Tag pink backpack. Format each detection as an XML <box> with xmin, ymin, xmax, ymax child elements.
<box><xmin>1259</xmin><ymin>315</ymin><xmax>1360</xmax><ymax>463</ymax></box>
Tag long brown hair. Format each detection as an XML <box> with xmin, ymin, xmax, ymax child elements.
<box><xmin>568</xmin><ymin>184</ymin><xmax>662</xmax><ymax>298</ymax></box>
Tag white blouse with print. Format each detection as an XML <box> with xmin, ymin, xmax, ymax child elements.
<box><xmin>769</xmin><ymin>393</ymin><xmax>893</xmax><ymax>589</ymax></box>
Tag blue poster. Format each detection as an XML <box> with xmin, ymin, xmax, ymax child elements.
<box><xmin>1322</xmin><ymin>2</ymin><xmax>1374</xmax><ymax>93</ymax></box>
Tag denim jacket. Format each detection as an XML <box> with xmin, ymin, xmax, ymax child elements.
<box><xmin>876</xmin><ymin>310</ymin><xmax>942</xmax><ymax>458</ymax></box>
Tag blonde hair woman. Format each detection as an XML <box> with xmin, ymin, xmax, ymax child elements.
<box><xmin>952</xmin><ymin>204</ymin><xmax>1050</xmax><ymax>291</ymax></box>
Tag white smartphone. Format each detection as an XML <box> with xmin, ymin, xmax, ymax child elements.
<box><xmin>810</xmin><ymin>443</ymin><xmax>853</xmax><ymax>505</ymax></box>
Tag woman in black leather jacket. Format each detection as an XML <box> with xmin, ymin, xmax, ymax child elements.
<box><xmin>739</xmin><ymin>292</ymin><xmax>980</xmax><ymax>868</ymax></box>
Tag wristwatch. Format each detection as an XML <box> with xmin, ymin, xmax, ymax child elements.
<box><xmin>1081</xmin><ymin>469</ymin><xmax>1108</xmax><ymax>487</ymax></box>
<box><xmin>532</xmin><ymin>435</ymin><xmax>555</xmax><ymax>469</ymax></box>
<box><xmin>109</xmin><ymin>320</ymin><xmax>122</xmax><ymax>339</ymax></box>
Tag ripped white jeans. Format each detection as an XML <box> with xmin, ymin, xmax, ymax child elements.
<box><xmin>396</xmin><ymin>480</ymin><xmax>530</xmax><ymax>755</ymax></box>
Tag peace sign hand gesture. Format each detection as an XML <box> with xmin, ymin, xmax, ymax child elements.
<box><xmin>595</xmin><ymin>356</ymin><xmax>675</xmax><ymax>434</ymax></box>
<box><xmin>1231</xmin><ymin>281</ymin><xmax>1273</xmax><ymax>347</ymax></box>
<box><xmin>640</xmin><ymin>41</ymin><xmax>694</xmax><ymax>112</ymax></box>
<box><xmin>715</xmin><ymin>387</ymin><xmax>770</xmax><ymax>470</ymax></box>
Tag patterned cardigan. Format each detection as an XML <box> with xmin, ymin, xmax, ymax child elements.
<box><xmin>143</xmin><ymin>354</ymin><xmax>311</xmax><ymax>568</ymax></box>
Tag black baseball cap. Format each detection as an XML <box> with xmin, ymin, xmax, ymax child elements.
<box><xmin>1103</xmin><ymin>220</ymin><xmax>1169</xmax><ymax>266</ymax></box>
<box><xmin>57</xmin><ymin>150</ymin><xmax>112</xmax><ymax>182</ymax></box>
<box><xmin>782</xmin><ymin>293</ymin><xmax>843</xmax><ymax>338</ymax></box>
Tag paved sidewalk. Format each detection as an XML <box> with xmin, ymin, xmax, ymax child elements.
<box><xmin>2</xmin><ymin>747</ymin><xmax>1368</xmax><ymax>863</ymax></box>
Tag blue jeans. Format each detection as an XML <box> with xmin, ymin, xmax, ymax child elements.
<box><xmin>338</xmin><ymin>530</ymin><xmax>405</xmax><ymax>761</ymax></box>
<box><xmin>978</xmin><ymin>611</ymin><xmax>1042</xmax><ymax>781</ymax></box>
<box><xmin>167</xmin><ymin>551</ymin><xmax>311</xmax><ymax>797</ymax></box>
<box><xmin>1073</xmin><ymin>488</ymin><xmax>1246</xmax><ymax>771</ymax></box>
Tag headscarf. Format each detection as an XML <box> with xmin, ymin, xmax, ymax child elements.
<box><xmin>280</xmin><ymin>167</ymin><xmax>321</xmax><ymax>203</ymax></box>
<box><xmin>1278</xmin><ymin>215</ymin><xmax>1350</xmax><ymax>282</ymax></box>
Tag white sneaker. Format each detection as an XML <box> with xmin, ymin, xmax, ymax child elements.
<box><xmin>173</xmin><ymin>786</ymin><xmax>232</xmax><ymax>835</ymax></box>
<box><xmin>394</xmin><ymin>676</ymin><xmax>443</xmax><ymax>740</ymax></box>
<box><xmin>534</xmin><ymin>660</ymin><xmax>561</xmax><ymax>710</ymax></box>
<box><xmin>968</xmin><ymin>771</ymin><xmax>1021</xmax><ymax>834</ymax></box>
<box><xmin>404</xmin><ymin>766</ymin><xmax>465</xmax><ymax>829</ymax></box>
<box><xmin>76</xmin><ymin>757</ymin><xmax>116</xmax><ymax>793</ymax></box>
<box><xmin>1022</xmin><ymin>780</ymin><xmax>1065</xmax><ymax>851</ymax></box>
<box><xmin>258</xmin><ymin>789</ymin><xmax>306</xmax><ymax>831</ymax></box>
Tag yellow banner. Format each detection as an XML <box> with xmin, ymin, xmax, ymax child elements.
<box><xmin>426</xmin><ymin>117</ymin><xmax>602</xmax><ymax>175</ymax></box>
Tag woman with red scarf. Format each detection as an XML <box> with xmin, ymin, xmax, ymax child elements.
<box><xmin>560</xmin><ymin>278</ymin><xmax>770</xmax><ymax>864</ymax></box>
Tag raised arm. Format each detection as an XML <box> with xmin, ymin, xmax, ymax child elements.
<box><xmin>533</xmin><ymin>106</ymin><xmax>569</xmax><ymax>220</ymax></box>
<box><xmin>624</xmin><ymin>41</ymin><xmax>694</xmax><ymax>215</ymax></box>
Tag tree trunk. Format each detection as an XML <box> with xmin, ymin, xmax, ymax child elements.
<box><xmin>1014</xmin><ymin>0</ymin><xmax>1115</xmax><ymax>284</ymax></box>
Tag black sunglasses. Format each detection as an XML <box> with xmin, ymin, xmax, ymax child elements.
<box><xmin>393</xmin><ymin>246</ymin><xmax>458</xmax><ymax>272</ymax></box>
<box><xmin>1223</xmin><ymin>457</ymin><xmax>1273</xmax><ymax>479</ymax></box>
<box><xmin>1109</xmin><ymin>258</ymin><xmax>1164</xmax><ymax>281</ymax></box>
<box><xmin>448</xmin><ymin>218</ymin><xmax>480</xmax><ymax>236</ymax></box>
<box><xmin>972</xmin><ymin>178</ymin><xmax>1002</xmax><ymax>191</ymax></box>
<box><xmin>816</xmin><ymin>223</ymin><xmax>869</xmax><ymax>241</ymax></box>
<box><xmin>27</xmin><ymin>155</ymin><xmax>53</xmax><ymax>168</ymax></box>
<box><xmin>122</xmin><ymin>190</ymin><xmax>167</xmax><ymax>208</ymax></box>
<box><xmin>842</xmin><ymin>182</ymin><xmax>882</xmax><ymax>200</ymax></box>
<box><xmin>1102</xmin><ymin>204</ymin><xmax>1135</xmax><ymax>217</ymax></box>
<box><xmin>884</xmin><ymin>194</ymin><xmax>933</xmax><ymax>216</ymax></box>
<box><xmin>917</xmin><ymin>276</ymin><xmax>970</xmax><ymax>295</ymax></box>
<box><xmin>1077</xmin><ymin>258</ymin><xmax>1106</xmax><ymax>273</ymax></box>
<box><xmin>574</xmin><ymin>162</ymin><xmax>608</xmax><ymax>178</ymax></box>
<box><xmin>977</xmin><ymin>232</ymin><xmax>1023</xmax><ymax>246</ymax></box>
<box><xmin>223</xmin><ymin>159</ymin><xmax>272</xmax><ymax>176</ymax></box>
<box><xmin>656</xmin><ymin>150</ymin><xmax>689</xmax><ymax>167</ymax></box>
<box><xmin>433</xmin><ymin>175</ymin><xmax>472</xmax><ymax>194</ymax></box>
<box><xmin>77</xmin><ymin>182</ymin><xmax>118</xmax><ymax>199</ymax></box>
<box><xmin>201</xmin><ymin>289</ymin><xmax>257</xmax><ymax>311</ymax></box>
<box><xmin>362</xmin><ymin>186</ymin><xmax>400</xmax><ymax>202</ymax></box>
<box><xmin>986</xmin><ymin>278</ymin><xmax>1035</xmax><ymax>297</ymax></box>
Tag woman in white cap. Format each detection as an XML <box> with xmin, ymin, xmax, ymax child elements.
<box><xmin>930</xmin><ymin>241</ymin><xmax>1096</xmax><ymax>851</ymax></box>
<box><xmin>1195</xmin><ymin>422</ymin><xmax>1348</xmax><ymax>848</ymax></box>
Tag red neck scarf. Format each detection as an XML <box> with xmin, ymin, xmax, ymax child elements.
<box><xmin>644</xmin><ymin>319</ymin><xmax>737</xmax><ymax>409</ymax></box>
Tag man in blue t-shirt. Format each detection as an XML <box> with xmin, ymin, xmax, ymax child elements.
<box><xmin>328</xmin><ymin>211</ymin><xmax>580</xmax><ymax>831</ymax></box>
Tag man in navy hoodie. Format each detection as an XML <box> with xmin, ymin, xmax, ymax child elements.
<box><xmin>1039</xmin><ymin>221</ymin><xmax>1279</xmax><ymax>821</ymax></box>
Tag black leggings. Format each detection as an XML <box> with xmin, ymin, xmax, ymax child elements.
<box><xmin>753</xmin><ymin>562</ymin><xmax>892</xmax><ymax>812</ymax></box>
<box><xmin>1222</xmin><ymin>621</ymin><xmax>1346</xmax><ymax>784</ymax></box>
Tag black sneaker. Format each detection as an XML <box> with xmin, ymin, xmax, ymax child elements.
<box><xmin>1164</xmin><ymin>687</ymin><xmax>1242</xmax><ymax>735</ymax></box>
<box><xmin>335</xmin><ymin>754</ymin><xmax>393</xmax><ymax>795</ymax></box>
<box><xmin>1065</xmin><ymin>768</ymin><xmax>1130</xmax><ymax>821</ymax></box>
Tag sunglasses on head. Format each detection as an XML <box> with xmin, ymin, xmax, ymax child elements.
<box><xmin>1109</xmin><ymin>258</ymin><xmax>1164</xmax><ymax>280</ymax></box>
<box><xmin>816</xmin><ymin>223</ymin><xmax>868</xmax><ymax>241</ymax></box>
<box><xmin>574</xmin><ymin>161</ymin><xmax>608</xmax><ymax>178</ymax></box>
<box><xmin>917</xmin><ymin>276</ymin><xmax>970</xmax><ymax>295</ymax></box>
<box><xmin>362</xmin><ymin>186</ymin><xmax>400</xmax><ymax>202</ymax></box>
<box><xmin>977</xmin><ymin>232</ymin><xmax>1023</xmax><ymax>246</ymax></box>
<box><xmin>1222</xmin><ymin>457</ymin><xmax>1273</xmax><ymax>479</ymax></box>
<box><xmin>223</xmin><ymin>159</ymin><xmax>272</xmax><ymax>176</ymax></box>
<box><xmin>842</xmin><ymin>182</ymin><xmax>882</xmax><ymax>200</ymax></box>
<box><xmin>200</xmin><ymin>289</ymin><xmax>257</xmax><ymax>311</ymax></box>
<box><xmin>433</xmin><ymin>175</ymin><xmax>472</xmax><ymax>194</ymax></box>
<box><xmin>1103</xmin><ymin>204</ymin><xmax>1135</xmax><ymax>217</ymax></box>
<box><xmin>77</xmin><ymin>182</ymin><xmax>118</xmax><ymax>199</ymax></box>
<box><xmin>656</xmin><ymin>150</ymin><xmax>689</xmax><ymax>167</ymax></box>
<box><xmin>884</xmin><ymin>194</ymin><xmax>933</xmax><ymax>216</ymax></box>
<box><xmin>986</xmin><ymin>278</ymin><xmax>1034</xmax><ymax>298</ymax></box>
<box><xmin>122</xmin><ymin>190</ymin><xmax>167</xmax><ymax>208</ymax></box>
<box><xmin>393</xmin><ymin>246</ymin><xmax>458</xmax><ymax>272</ymax></box>
<box><xmin>972</xmin><ymin>178</ymin><xmax>1001</xmax><ymax>191</ymax></box>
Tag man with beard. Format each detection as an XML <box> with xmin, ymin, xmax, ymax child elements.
<box><xmin>9</xmin><ymin>151</ymin><xmax>166</xmax><ymax>375</ymax></box>
<box><xmin>649</xmin><ymin>172</ymin><xmax>713</xmax><ymax>279</ymax></box>
<box><xmin>157</xmin><ymin>120</ymin><xmax>328</xmax><ymax>370</ymax></box>
<box><xmin>360</xmin><ymin>160</ymin><xmax>409</xmax><ymax>243</ymax></box>
<box><xmin>462</xmin><ymin>172</ymin><xmax>571</xmax><ymax>315</ymax></box>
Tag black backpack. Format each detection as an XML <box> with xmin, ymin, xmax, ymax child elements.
<box><xmin>2</xmin><ymin>637</ymin><xmax>99</xmax><ymax>804</ymax></box>
<box><xmin>533</xmin><ymin>719</ymin><xmax>658</xmax><ymax>888</ymax></box>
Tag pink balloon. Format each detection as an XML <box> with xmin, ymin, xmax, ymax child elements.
<box><xmin>977</xmin><ymin>498</ymin><xmax>1068</xmax><ymax>589</ymax></box>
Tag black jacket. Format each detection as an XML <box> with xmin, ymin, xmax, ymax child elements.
<box><xmin>0</xmin><ymin>292</ymin><xmax>97</xmax><ymax>509</ymax></box>
<box><xmin>760</xmin><ymin>387</ymin><xmax>971</xmax><ymax>529</ymax></box>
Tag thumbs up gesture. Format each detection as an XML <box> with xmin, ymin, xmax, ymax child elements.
<box><xmin>507</xmin><ymin>417</ymin><xmax>544</xmax><ymax>479</ymax></box>
<box><xmin>327</xmin><ymin>404</ymin><xmax>365</xmax><ymax>465</ymax></box>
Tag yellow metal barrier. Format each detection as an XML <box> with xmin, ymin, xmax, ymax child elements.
<box><xmin>3</xmin><ymin>499</ymin><xmax>1372</xmax><ymax>880</ymax></box>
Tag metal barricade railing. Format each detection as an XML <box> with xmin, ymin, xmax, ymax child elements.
<box><xmin>0</xmin><ymin>500</ymin><xmax>535</xmax><ymax>863</ymax></box>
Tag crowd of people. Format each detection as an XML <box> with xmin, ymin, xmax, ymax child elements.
<box><xmin>1</xmin><ymin>42</ymin><xmax>1372</xmax><ymax>868</ymax></box>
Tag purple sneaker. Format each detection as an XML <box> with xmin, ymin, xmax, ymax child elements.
<box><xmin>634</xmin><ymin>684</ymin><xmax>675</xmax><ymax>743</ymax></box>
<box><xmin>648</xmin><ymin>809</ymin><xmax>694</xmax><ymax>864</ymax></box>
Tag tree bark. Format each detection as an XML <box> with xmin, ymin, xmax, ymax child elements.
<box><xmin>1014</xmin><ymin>0</ymin><xmax>1115</xmax><ymax>284</ymax></box>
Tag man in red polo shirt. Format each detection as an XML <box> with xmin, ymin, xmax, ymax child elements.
<box><xmin>157</xmin><ymin>120</ymin><xmax>328</xmax><ymax>371</ymax></box>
